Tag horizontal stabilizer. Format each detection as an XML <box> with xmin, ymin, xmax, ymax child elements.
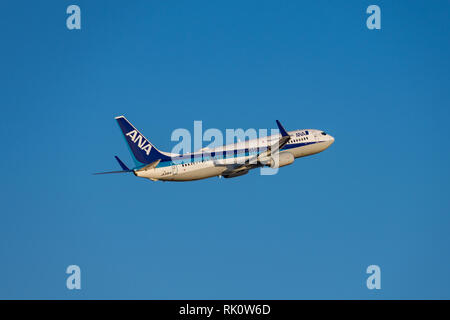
<box><xmin>93</xmin><ymin>156</ymin><xmax>133</xmax><ymax>175</ymax></box>
<box><xmin>93</xmin><ymin>170</ymin><xmax>132</xmax><ymax>175</ymax></box>
<box><xmin>115</xmin><ymin>156</ymin><xmax>130</xmax><ymax>171</ymax></box>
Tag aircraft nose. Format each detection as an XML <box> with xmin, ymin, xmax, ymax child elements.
<box><xmin>329</xmin><ymin>135</ymin><xmax>335</xmax><ymax>144</ymax></box>
<box><xmin>326</xmin><ymin>135</ymin><xmax>335</xmax><ymax>148</ymax></box>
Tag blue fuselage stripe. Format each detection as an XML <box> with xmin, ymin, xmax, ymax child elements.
<box><xmin>148</xmin><ymin>141</ymin><xmax>320</xmax><ymax>169</ymax></box>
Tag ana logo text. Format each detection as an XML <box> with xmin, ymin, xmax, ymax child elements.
<box><xmin>296</xmin><ymin>131</ymin><xmax>309</xmax><ymax>137</ymax></box>
<box><xmin>126</xmin><ymin>130</ymin><xmax>152</xmax><ymax>155</ymax></box>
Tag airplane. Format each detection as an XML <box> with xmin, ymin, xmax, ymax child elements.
<box><xmin>94</xmin><ymin>116</ymin><xmax>335</xmax><ymax>181</ymax></box>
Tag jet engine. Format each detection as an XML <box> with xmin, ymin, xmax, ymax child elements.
<box><xmin>268</xmin><ymin>152</ymin><xmax>294</xmax><ymax>168</ymax></box>
<box><xmin>222</xmin><ymin>170</ymin><xmax>249</xmax><ymax>178</ymax></box>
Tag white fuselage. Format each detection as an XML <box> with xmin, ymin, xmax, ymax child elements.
<box><xmin>134</xmin><ymin>129</ymin><xmax>334</xmax><ymax>182</ymax></box>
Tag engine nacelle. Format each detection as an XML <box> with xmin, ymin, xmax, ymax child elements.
<box><xmin>269</xmin><ymin>152</ymin><xmax>294</xmax><ymax>168</ymax></box>
<box><xmin>223</xmin><ymin>170</ymin><xmax>249</xmax><ymax>179</ymax></box>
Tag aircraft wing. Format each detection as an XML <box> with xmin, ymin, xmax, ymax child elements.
<box><xmin>217</xmin><ymin>120</ymin><xmax>291</xmax><ymax>175</ymax></box>
<box><xmin>240</xmin><ymin>120</ymin><xmax>290</xmax><ymax>166</ymax></box>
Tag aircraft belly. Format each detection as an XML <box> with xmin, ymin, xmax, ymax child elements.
<box><xmin>170</xmin><ymin>166</ymin><xmax>226</xmax><ymax>181</ymax></box>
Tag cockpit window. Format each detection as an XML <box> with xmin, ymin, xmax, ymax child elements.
<box><xmin>321</xmin><ymin>132</ymin><xmax>327</xmax><ymax>135</ymax></box>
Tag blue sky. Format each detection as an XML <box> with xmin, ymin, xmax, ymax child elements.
<box><xmin>1</xmin><ymin>0</ymin><xmax>449</xmax><ymax>299</ymax></box>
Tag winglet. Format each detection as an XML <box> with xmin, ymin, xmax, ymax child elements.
<box><xmin>115</xmin><ymin>156</ymin><xmax>130</xmax><ymax>171</ymax></box>
<box><xmin>276</xmin><ymin>120</ymin><xmax>289</xmax><ymax>137</ymax></box>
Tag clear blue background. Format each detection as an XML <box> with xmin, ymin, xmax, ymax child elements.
<box><xmin>1</xmin><ymin>0</ymin><xmax>449</xmax><ymax>299</ymax></box>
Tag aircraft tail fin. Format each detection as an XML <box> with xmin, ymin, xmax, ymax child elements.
<box><xmin>114</xmin><ymin>156</ymin><xmax>130</xmax><ymax>171</ymax></box>
<box><xmin>115</xmin><ymin>116</ymin><xmax>171</xmax><ymax>167</ymax></box>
